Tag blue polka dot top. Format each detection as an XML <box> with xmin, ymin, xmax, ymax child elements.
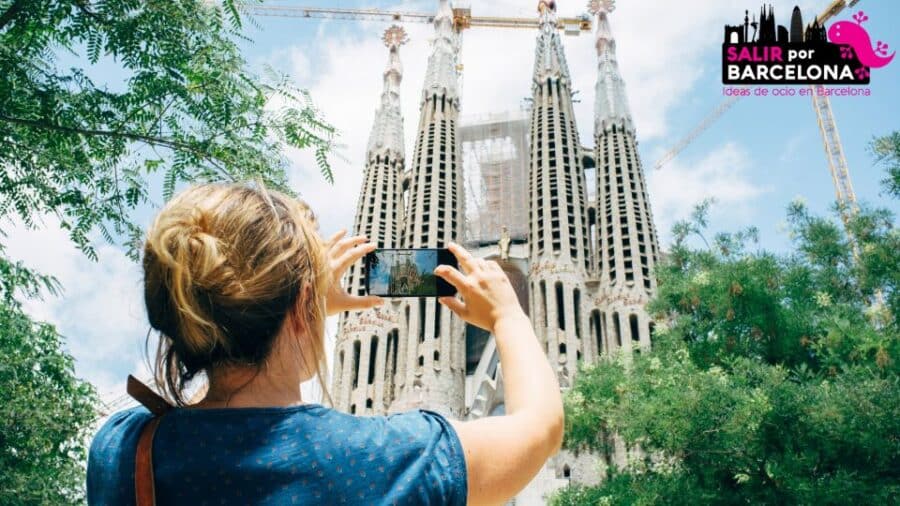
<box><xmin>87</xmin><ymin>404</ymin><xmax>467</xmax><ymax>505</ymax></box>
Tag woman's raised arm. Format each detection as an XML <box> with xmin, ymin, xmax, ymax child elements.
<box><xmin>436</xmin><ymin>243</ymin><xmax>564</xmax><ymax>506</ymax></box>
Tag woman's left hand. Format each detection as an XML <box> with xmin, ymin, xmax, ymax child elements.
<box><xmin>323</xmin><ymin>230</ymin><xmax>383</xmax><ymax>316</ymax></box>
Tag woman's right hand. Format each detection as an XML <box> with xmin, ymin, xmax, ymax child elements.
<box><xmin>434</xmin><ymin>242</ymin><xmax>525</xmax><ymax>333</ymax></box>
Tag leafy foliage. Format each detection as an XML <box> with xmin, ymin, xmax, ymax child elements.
<box><xmin>555</xmin><ymin>140</ymin><xmax>899</xmax><ymax>505</ymax></box>
<box><xmin>0</xmin><ymin>0</ymin><xmax>336</xmax><ymax>260</ymax></box>
<box><xmin>0</xmin><ymin>1</ymin><xmax>337</xmax><ymax>502</ymax></box>
<box><xmin>0</xmin><ymin>295</ymin><xmax>97</xmax><ymax>505</ymax></box>
<box><xmin>872</xmin><ymin>132</ymin><xmax>900</xmax><ymax>199</ymax></box>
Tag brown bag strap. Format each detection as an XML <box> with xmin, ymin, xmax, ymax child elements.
<box><xmin>127</xmin><ymin>375</ymin><xmax>174</xmax><ymax>417</ymax></box>
<box><xmin>126</xmin><ymin>375</ymin><xmax>174</xmax><ymax>506</ymax></box>
<box><xmin>134</xmin><ymin>417</ymin><xmax>163</xmax><ymax>506</ymax></box>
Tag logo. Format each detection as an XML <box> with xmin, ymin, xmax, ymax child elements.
<box><xmin>722</xmin><ymin>5</ymin><xmax>894</xmax><ymax>85</ymax></box>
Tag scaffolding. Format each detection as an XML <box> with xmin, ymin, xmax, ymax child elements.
<box><xmin>460</xmin><ymin>110</ymin><xmax>530</xmax><ymax>245</ymax></box>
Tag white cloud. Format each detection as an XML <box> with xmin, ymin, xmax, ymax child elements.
<box><xmin>8</xmin><ymin>0</ymin><xmax>815</xmax><ymax>406</ymax></box>
<box><xmin>273</xmin><ymin>0</ymin><xmax>810</xmax><ymax>241</ymax></box>
<box><xmin>4</xmin><ymin>217</ymin><xmax>147</xmax><ymax>398</ymax></box>
<box><xmin>647</xmin><ymin>142</ymin><xmax>769</xmax><ymax>243</ymax></box>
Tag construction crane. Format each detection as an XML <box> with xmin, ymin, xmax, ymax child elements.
<box><xmin>653</xmin><ymin>92</ymin><xmax>744</xmax><ymax>171</ymax></box>
<box><xmin>238</xmin><ymin>3</ymin><xmax>590</xmax><ymax>97</ymax></box>
<box><xmin>238</xmin><ymin>4</ymin><xmax>593</xmax><ymax>35</ymax></box>
<box><xmin>653</xmin><ymin>0</ymin><xmax>861</xmax><ymax>228</ymax></box>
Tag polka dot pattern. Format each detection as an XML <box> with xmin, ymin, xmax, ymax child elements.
<box><xmin>87</xmin><ymin>405</ymin><xmax>467</xmax><ymax>505</ymax></box>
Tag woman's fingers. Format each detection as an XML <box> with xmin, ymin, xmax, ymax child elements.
<box><xmin>438</xmin><ymin>296</ymin><xmax>468</xmax><ymax>318</ymax></box>
<box><xmin>448</xmin><ymin>242</ymin><xmax>478</xmax><ymax>274</ymax></box>
<box><xmin>329</xmin><ymin>293</ymin><xmax>384</xmax><ymax>315</ymax></box>
<box><xmin>331</xmin><ymin>235</ymin><xmax>368</xmax><ymax>259</ymax></box>
<box><xmin>349</xmin><ymin>294</ymin><xmax>384</xmax><ymax>309</ymax></box>
<box><xmin>434</xmin><ymin>264</ymin><xmax>468</xmax><ymax>292</ymax></box>
<box><xmin>325</xmin><ymin>229</ymin><xmax>347</xmax><ymax>249</ymax></box>
<box><xmin>335</xmin><ymin>242</ymin><xmax>376</xmax><ymax>274</ymax></box>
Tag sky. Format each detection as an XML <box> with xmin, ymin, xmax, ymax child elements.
<box><xmin>7</xmin><ymin>0</ymin><xmax>899</xmax><ymax>406</ymax></box>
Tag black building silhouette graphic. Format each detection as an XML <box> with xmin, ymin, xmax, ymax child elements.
<box><xmin>725</xmin><ymin>5</ymin><xmax>828</xmax><ymax>46</ymax></box>
<box><xmin>806</xmin><ymin>18</ymin><xmax>827</xmax><ymax>42</ymax></box>
<box><xmin>790</xmin><ymin>6</ymin><xmax>804</xmax><ymax>43</ymax></box>
<box><xmin>778</xmin><ymin>25</ymin><xmax>789</xmax><ymax>43</ymax></box>
<box><xmin>759</xmin><ymin>4</ymin><xmax>777</xmax><ymax>43</ymax></box>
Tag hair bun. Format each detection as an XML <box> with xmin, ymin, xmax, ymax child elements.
<box><xmin>143</xmin><ymin>183</ymin><xmax>331</xmax><ymax>406</ymax></box>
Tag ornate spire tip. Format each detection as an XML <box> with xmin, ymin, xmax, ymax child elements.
<box><xmin>383</xmin><ymin>25</ymin><xmax>409</xmax><ymax>48</ymax></box>
<box><xmin>588</xmin><ymin>0</ymin><xmax>615</xmax><ymax>15</ymax></box>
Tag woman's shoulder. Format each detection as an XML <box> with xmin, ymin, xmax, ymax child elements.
<box><xmin>316</xmin><ymin>408</ymin><xmax>468</xmax><ymax>503</ymax></box>
<box><xmin>90</xmin><ymin>406</ymin><xmax>154</xmax><ymax>457</ymax></box>
<box><xmin>87</xmin><ymin>405</ymin><xmax>466</xmax><ymax>504</ymax></box>
<box><xmin>87</xmin><ymin>407</ymin><xmax>155</xmax><ymax>504</ymax></box>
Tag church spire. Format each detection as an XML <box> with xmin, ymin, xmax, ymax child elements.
<box><xmin>367</xmin><ymin>26</ymin><xmax>407</xmax><ymax>157</ymax></box>
<box><xmin>590</xmin><ymin>0</ymin><xmax>634</xmax><ymax>134</ymax></box>
<box><xmin>533</xmin><ymin>0</ymin><xmax>571</xmax><ymax>86</ymax></box>
<box><xmin>421</xmin><ymin>0</ymin><xmax>459</xmax><ymax>103</ymax></box>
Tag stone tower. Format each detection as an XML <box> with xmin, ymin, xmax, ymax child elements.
<box><xmin>394</xmin><ymin>0</ymin><xmax>466</xmax><ymax>417</ymax></box>
<box><xmin>331</xmin><ymin>26</ymin><xmax>408</xmax><ymax>415</ymax></box>
<box><xmin>591</xmin><ymin>2</ymin><xmax>660</xmax><ymax>357</ymax></box>
<box><xmin>527</xmin><ymin>0</ymin><xmax>593</xmax><ymax>388</ymax></box>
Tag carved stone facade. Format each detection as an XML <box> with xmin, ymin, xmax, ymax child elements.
<box><xmin>331</xmin><ymin>25</ymin><xmax>406</xmax><ymax>415</ymax></box>
<box><xmin>394</xmin><ymin>0</ymin><xmax>466</xmax><ymax>418</ymax></box>
<box><xmin>592</xmin><ymin>5</ymin><xmax>660</xmax><ymax>358</ymax></box>
<box><xmin>331</xmin><ymin>1</ymin><xmax>659</xmax><ymax>503</ymax></box>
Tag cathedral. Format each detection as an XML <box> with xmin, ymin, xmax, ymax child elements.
<box><xmin>331</xmin><ymin>0</ymin><xmax>660</xmax><ymax>502</ymax></box>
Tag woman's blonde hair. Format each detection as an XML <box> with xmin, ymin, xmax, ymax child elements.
<box><xmin>143</xmin><ymin>183</ymin><xmax>330</xmax><ymax>405</ymax></box>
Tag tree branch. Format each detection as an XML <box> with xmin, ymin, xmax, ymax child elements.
<box><xmin>0</xmin><ymin>0</ymin><xmax>25</xmax><ymax>32</ymax></box>
<box><xmin>0</xmin><ymin>113</ymin><xmax>236</xmax><ymax>182</ymax></box>
<box><xmin>0</xmin><ymin>114</ymin><xmax>195</xmax><ymax>151</ymax></box>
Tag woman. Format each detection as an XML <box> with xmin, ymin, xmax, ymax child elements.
<box><xmin>87</xmin><ymin>183</ymin><xmax>563</xmax><ymax>505</ymax></box>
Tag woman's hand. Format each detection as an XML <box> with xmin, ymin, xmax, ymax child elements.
<box><xmin>434</xmin><ymin>242</ymin><xmax>526</xmax><ymax>333</ymax></box>
<box><xmin>323</xmin><ymin>230</ymin><xmax>383</xmax><ymax>316</ymax></box>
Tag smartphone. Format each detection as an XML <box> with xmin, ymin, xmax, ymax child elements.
<box><xmin>365</xmin><ymin>248</ymin><xmax>458</xmax><ymax>298</ymax></box>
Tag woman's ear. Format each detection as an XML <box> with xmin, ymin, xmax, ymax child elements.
<box><xmin>287</xmin><ymin>286</ymin><xmax>311</xmax><ymax>336</ymax></box>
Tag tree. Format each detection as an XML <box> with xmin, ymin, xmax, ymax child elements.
<box><xmin>555</xmin><ymin>139</ymin><xmax>899</xmax><ymax>505</ymax></box>
<box><xmin>0</xmin><ymin>1</ymin><xmax>336</xmax><ymax>502</ymax></box>
<box><xmin>0</xmin><ymin>279</ymin><xmax>96</xmax><ymax>504</ymax></box>
<box><xmin>0</xmin><ymin>0</ymin><xmax>335</xmax><ymax>260</ymax></box>
<box><xmin>872</xmin><ymin>132</ymin><xmax>900</xmax><ymax>199</ymax></box>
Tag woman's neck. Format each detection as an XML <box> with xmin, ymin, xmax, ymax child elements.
<box><xmin>197</xmin><ymin>365</ymin><xmax>304</xmax><ymax>409</ymax></box>
<box><xmin>191</xmin><ymin>329</ymin><xmax>318</xmax><ymax>409</ymax></box>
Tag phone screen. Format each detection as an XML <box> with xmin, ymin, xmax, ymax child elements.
<box><xmin>365</xmin><ymin>249</ymin><xmax>458</xmax><ymax>298</ymax></box>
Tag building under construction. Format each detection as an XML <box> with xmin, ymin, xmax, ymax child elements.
<box><xmin>98</xmin><ymin>2</ymin><xmax>865</xmax><ymax>501</ymax></box>
<box><xmin>330</xmin><ymin>0</ymin><xmax>658</xmax><ymax>502</ymax></box>
<box><xmin>461</xmin><ymin>110</ymin><xmax>531</xmax><ymax>245</ymax></box>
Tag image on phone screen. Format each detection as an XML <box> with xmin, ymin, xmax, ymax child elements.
<box><xmin>365</xmin><ymin>249</ymin><xmax>458</xmax><ymax>298</ymax></box>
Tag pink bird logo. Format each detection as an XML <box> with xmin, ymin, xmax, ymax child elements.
<box><xmin>828</xmin><ymin>11</ymin><xmax>895</xmax><ymax>69</ymax></box>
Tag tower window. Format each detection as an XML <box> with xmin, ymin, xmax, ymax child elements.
<box><xmin>613</xmin><ymin>313</ymin><xmax>622</xmax><ymax>347</ymax></box>
<box><xmin>367</xmin><ymin>336</ymin><xmax>378</xmax><ymax>385</ymax></box>
<box><xmin>351</xmin><ymin>340</ymin><xmax>361</xmax><ymax>389</ymax></box>
<box><xmin>555</xmin><ymin>282</ymin><xmax>565</xmax><ymax>331</ymax></box>
<box><xmin>591</xmin><ymin>310</ymin><xmax>602</xmax><ymax>356</ymax></box>
<box><xmin>573</xmin><ymin>288</ymin><xmax>582</xmax><ymax>340</ymax></box>
<box><xmin>434</xmin><ymin>303</ymin><xmax>442</xmax><ymax>339</ymax></box>
<box><xmin>418</xmin><ymin>299</ymin><xmax>426</xmax><ymax>343</ymax></box>
<box><xmin>540</xmin><ymin>281</ymin><xmax>548</xmax><ymax>329</ymax></box>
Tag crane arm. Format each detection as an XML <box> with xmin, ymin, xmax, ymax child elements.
<box><xmin>239</xmin><ymin>5</ymin><xmax>433</xmax><ymax>23</ymax></box>
<box><xmin>653</xmin><ymin>92</ymin><xmax>744</xmax><ymax>170</ymax></box>
<box><xmin>237</xmin><ymin>4</ymin><xmax>591</xmax><ymax>33</ymax></box>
